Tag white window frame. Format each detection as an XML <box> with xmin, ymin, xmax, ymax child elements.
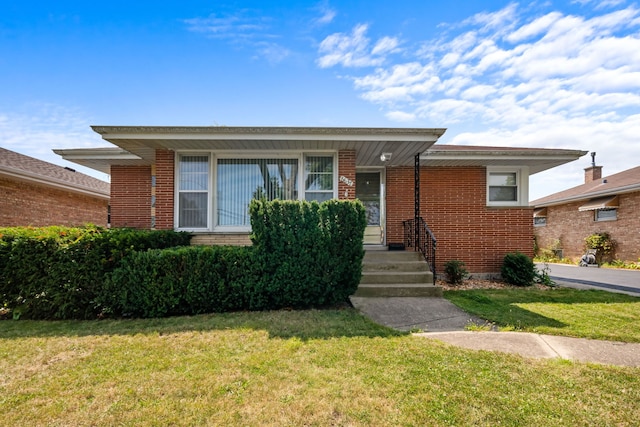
<box><xmin>175</xmin><ymin>151</ymin><xmax>337</xmax><ymax>232</ymax></box>
<box><xmin>174</xmin><ymin>153</ymin><xmax>212</xmax><ymax>231</ymax></box>
<box><xmin>486</xmin><ymin>167</ymin><xmax>529</xmax><ymax>207</ymax></box>
<box><xmin>304</xmin><ymin>154</ymin><xmax>337</xmax><ymax>202</ymax></box>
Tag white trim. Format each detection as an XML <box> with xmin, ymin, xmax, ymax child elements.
<box><xmin>174</xmin><ymin>153</ymin><xmax>212</xmax><ymax>232</ymax></box>
<box><xmin>486</xmin><ymin>166</ymin><xmax>529</xmax><ymax>207</ymax></box>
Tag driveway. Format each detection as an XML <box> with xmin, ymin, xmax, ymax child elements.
<box><xmin>536</xmin><ymin>263</ymin><xmax>640</xmax><ymax>296</ymax></box>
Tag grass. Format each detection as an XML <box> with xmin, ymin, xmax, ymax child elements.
<box><xmin>1</xmin><ymin>308</ymin><xmax>640</xmax><ymax>426</ymax></box>
<box><xmin>444</xmin><ymin>288</ymin><xmax>640</xmax><ymax>342</ymax></box>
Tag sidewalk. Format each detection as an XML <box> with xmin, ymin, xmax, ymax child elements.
<box><xmin>350</xmin><ymin>296</ymin><xmax>640</xmax><ymax>367</ymax></box>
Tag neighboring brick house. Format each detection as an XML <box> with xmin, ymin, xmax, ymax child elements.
<box><xmin>531</xmin><ymin>155</ymin><xmax>640</xmax><ymax>262</ymax></box>
<box><xmin>56</xmin><ymin>126</ymin><xmax>585</xmax><ymax>276</ymax></box>
<box><xmin>0</xmin><ymin>147</ymin><xmax>110</xmax><ymax>227</ymax></box>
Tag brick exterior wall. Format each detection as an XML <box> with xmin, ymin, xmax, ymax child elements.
<box><xmin>191</xmin><ymin>233</ymin><xmax>252</xmax><ymax>246</ymax></box>
<box><xmin>155</xmin><ymin>149</ymin><xmax>175</xmax><ymax>230</ymax></box>
<box><xmin>0</xmin><ymin>176</ymin><xmax>108</xmax><ymax>227</ymax></box>
<box><xmin>386</xmin><ymin>166</ymin><xmax>534</xmax><ymax>275</ymax></box>
<box><xmin>534</xmin><ymin>191</ymin><xmax>640</xmax><ymax>262</ymax></box>
<box><xmin>338</xmin><ymin>149</ymin><xmax>356</xmax><ymax>200</ymax></box>
<box><xmin>110</xmin><ymin>165</ymin><xmax>152</xmax><ymax>229</ymax></box>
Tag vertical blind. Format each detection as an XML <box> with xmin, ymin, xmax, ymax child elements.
<box><xmin>177</xmin><ymin>155</ymin><xmax>336</xmax><ymax>229</ymax></box>
<box><xmin>217</xmin><ymin>158</ymin><xmax>299</xmax><ymax>226</ymax></box>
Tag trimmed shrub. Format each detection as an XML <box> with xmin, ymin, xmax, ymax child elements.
<box><xmin>0</xmin><ymin>226</ymin><xmax>191</xmax><ymax>319</ymax></box>
<box><xmin>98</xmin><ymin>246</ymin><xmax>255</xmax><ymax>318</ymax></box>
<box><xmin>249</xmin><ymin>199</ymin><xmax>366</xmax><ymax>310</ymax></box>
<box><xmin>501</xmin><ymin>252</ymin><xmax>536</xmax><ymax>287</ymax></box>
<box><xmin>444</xmin><ymin>260</ymin><xmax>468</xmax><ymax>285</ymax></box>
<box><xmin>1</xmin><ymin>199</ymin><xmax>365</xmax><ymax>319</ymax></box>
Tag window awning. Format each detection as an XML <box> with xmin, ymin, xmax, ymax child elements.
<box><xmin>578</xmin><ymin>195</ymin><xmax>619</xmax><ymax>211</ymax></box>
<box><xmin>533</xmin><ymin>207</ymin><xmax>547</xmax><ymax>217</ymax></box>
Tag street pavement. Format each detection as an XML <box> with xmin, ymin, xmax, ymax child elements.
<box><xmin>537</xmin><ymin>262</ymin><xmax>640</xmax><ymax>296</ymax></box>
<box><xmin>350</xmin><ymin>265</ymin><xmax>640</xmax><ymax>367</ymax></box>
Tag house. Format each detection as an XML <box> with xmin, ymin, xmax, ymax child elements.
<box><xmin>55</xmin><ymin>126</ymin><xmax>586</xmax><ymax>277</ymax></box>
<box><xmin>0</xmin><ymin>147</ymin><xmax>110</xmax><ymax>227</ymax></box>
<box><xmin>531</xmin><ymin>154</ymin><xmax>640</xmax><ymax>262</ymax></box>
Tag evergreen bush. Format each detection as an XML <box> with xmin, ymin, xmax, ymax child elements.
<box><xmin>501</xmin><ymin>252</ymin><xmax>536</xmax><ymax>287</ymax></box>
<box><xmin>443</xmin><ymin>260</ymin><xmax>468</xmax><ymax>285</ymax></box>
<box><xmin>1</xmin><ymin>199</ymin><xmax>365</xmax><ymax>319</ymax></box>
<box><xmin>0</xmin><ymin>226</ymin><xmax>191</xmax><ymax>319</ymax></box>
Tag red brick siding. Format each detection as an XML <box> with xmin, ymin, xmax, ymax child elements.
<box><xmin>0</xmin><ymin>177</ymin><xmax>108</xmax><ymax>227</ymax></box>
<box><xmin>534</xmin><ymin>191</ymin><xmax>640</xmax><ymax>262</ymax></box>
<box><xmin>386</xmin><ymin>166</ymin><xmax>534</xmax><ymax>274</ymax></box>
<box><xmin>338</xmin><ymin>150</ymin><xmax>356</xmax><ymax>200</ymax></box>
<box><xmin>155</xmin><ymin>150</ymin><xmax>175</xmax><ymax>230</ymax></box>
<box><xmin>110</xmin><ymin>165</ymin><xmax>152</xmax><ymax>229</ymax></box>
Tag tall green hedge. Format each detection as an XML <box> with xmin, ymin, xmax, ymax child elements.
<box><xmin>106</xmin><ymin>199</ymin><xmax>366</xmax><ymax>317</ymax></box>
<box><xmin>0</xmin><ymin>226</ymin><xmax>191</xmax><ymax>319</ymax></box>
<box><xmin>97</xmin><ymin>246</ymin><xmax>255</xmax><ymax>318</ymax></box>
<box><xmin>1</xmin><ymin>199</ymin><xmax>366</xmax><ymax>320</ymax></box>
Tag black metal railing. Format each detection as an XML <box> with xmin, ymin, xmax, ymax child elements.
<box><xmin>403</xmin><ymin>217</ymin><xmax>437</xmax><ymax>285</ymax></box>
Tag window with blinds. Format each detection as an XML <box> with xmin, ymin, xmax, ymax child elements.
<box><xmin>217</xmin><ymin>158</ymin><xmax>299</xmax><ymax>227</ymax></box>
<box><xmin>178</xmin><ymin>155</ymin><xmax>210</xmax><ymax>228</ymax></box>
<box><xmin>176</xmin><ymin>154</ymin><xmax>336</xmax><ymax>230</ymax></box>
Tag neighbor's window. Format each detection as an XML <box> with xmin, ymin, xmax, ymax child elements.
<box><xmin>595</xmin><ymin>208</ymin><xmax>617</xmax><ymax>222</ymax></box>
<box><xmin>534</xmin><ymin>217</ymin><xmax>547</xmax><ymax>226</ymax></box>
<box><xmin>304</xmin><ymin>156</ymin><xmax>334</xmax><ymax>202</ymax></box>
<box><xmin>178</xmin><ymin>155</ymin><xmax>210</xmax><ymax>229</ymax></box>
<box><xmin>216</xmin><ymin>158</ymin><xmax>298</xmax><ymax>227</ymax></box>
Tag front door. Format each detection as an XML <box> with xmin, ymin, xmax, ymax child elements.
<box><xmin>356</xmin><ymin>171</ymin><xmax>384</xmax><ymax>245</ymax></box>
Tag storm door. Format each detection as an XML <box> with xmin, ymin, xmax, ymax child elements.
<box><xmin>356</xmin><ymin>171</ymin><xmax>384</xmax><ymax>245</ymax></box>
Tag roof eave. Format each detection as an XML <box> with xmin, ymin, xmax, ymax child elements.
<box><xmin>0</xmin><ymin>167</ymin><xmax>110</xmax><ymax>200</ymax></box>
<box><xmin>421</xmin><ymin>149</ymin><xmax>588</xmax><ymax>174</ymax></box>
<box><xmin>532</xmin><ymin>183</ymin><xmax>640</xmax><ymax>207</ymax></box>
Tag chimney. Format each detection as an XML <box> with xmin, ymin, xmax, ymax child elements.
<box><xmin>584</xmin><ymin>152</ymin><xmax>602</xmax><ymax>183</ymax></box>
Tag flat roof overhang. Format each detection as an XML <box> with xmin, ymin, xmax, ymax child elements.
<box><xmin>88</xmin><ymin>126</ymin><xmax>447</xmax><ymax>169</ymax></box>
<box><xmin>422</xmin><ymin>146</ymin><xmax>588</xmax><ymax>175</ymax></box>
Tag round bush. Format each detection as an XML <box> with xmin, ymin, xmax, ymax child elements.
<box><xmin>501</xmin><ymin>252</ymin><xmax>536</xmax><ymax>287</ymax></box>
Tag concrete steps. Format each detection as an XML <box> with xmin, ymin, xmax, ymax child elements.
<box><xmin>354</xmin><ymin>249</ymin><xmax>442</xmax><ymax>297</ymax></box>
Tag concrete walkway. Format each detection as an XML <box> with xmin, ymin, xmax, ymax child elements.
<box><xmin>350</xmin><ymin>296</ymin><xmax>640</xmax><ymax>367</ymax></box>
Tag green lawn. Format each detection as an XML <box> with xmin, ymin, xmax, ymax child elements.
<box><xmin>444</xmin><ymin>288</ymin><xmax>640</xmax><ymax>342</ymax></box>
<box><xmin>1</xmin><ymin>308</ymin><xmax>639</xmax><ymax>426</ymax></box>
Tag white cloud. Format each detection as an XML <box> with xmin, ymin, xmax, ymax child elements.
<box><xmin>371</xmin><ymin>36</ymin><xmax>400</xmax><ymax>55</ymax></box>
<box><xmin>572</xmin><ymin>0</ymin><xmax>627</xmax><ymax>10</ymax></box>
<box><xmin>183</xmin><ymin>13</ymin><xmax>270</xmax><ymax>39</ymax></box>
<box><xmin>317</xmin><ymin>3</ymin><xmax>640</xmax><ymax>198</ymax></box>
<box><xmin>317</xmin><ymin>24</ymin><xmax>401</xmax><ymax>68</ymax></box>
<box><xmin>506</xmin><ymin>12</ymin><xmax>562</xmax><ymax>43</ymax></box>
<box><xmin>313</xmin><ymin>1</ymin><xmax>337</xmax><ymax>25</ymax></box>
<box><xmin>183</xmin><ymin>11</ymin><xmax>291</xmax><ymax>63</ymax></box>
<box><xmin>255</xmin><ymin>42</ymin><xmax>291</xmax><ymax>64</ymax></box>
<box><xmin>386</xmin><ymin>111</ymin><xmax>416</xmax><ymax>122</ymax></box>
<box><xmin>0</xmin><ymin>103</ymin><xmax>109</xmax><ymax>181</ymax></box>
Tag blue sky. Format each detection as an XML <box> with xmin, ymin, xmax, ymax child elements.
<box><xmin>1</xmin><ymin>0</ymin><xmax>639</xmax><ymax>200</ymax></box>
